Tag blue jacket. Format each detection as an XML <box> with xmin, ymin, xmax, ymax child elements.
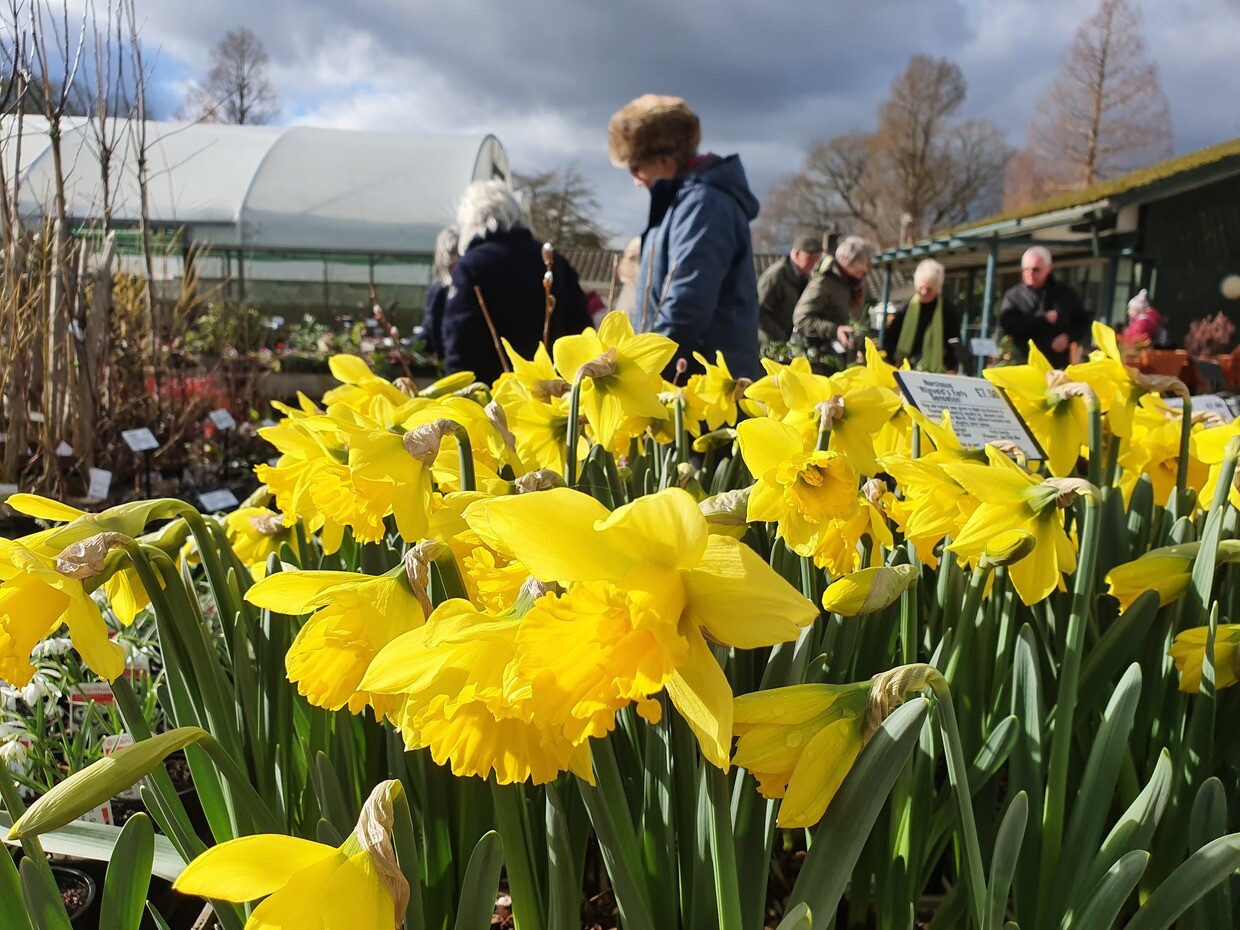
<box><xmin>633</xmin><ymin>154</ymin><xmax>761</xmax><ymax>380</ymax></box>
<box><xmin>422</xmin><ymin>279</ymin><xmax>447</xmax><ymax>358</ymax></box>
<box><xmin>442</xmin><ymin>226</ymin><xmax>592</xmax><ymax>384</ymax></box>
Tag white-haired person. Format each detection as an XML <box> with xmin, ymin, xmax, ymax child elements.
<box><xmin>791</xmin><ymin>235</ymin><xmax>876</xmax><ymax>360</ymax></box>
<box><xmin>608</xmin><ymin>94</ymin><xmax>762</xmax><ymax>380</ymax></box>
<box><xmin>882</xmin><ymin>259</ymin><xmax>962</xmax><ymax>372</ymax></box>
<box><xmin>441</xmin><ymin>180</ymin><xmax>592</xmax><ymax>383</ymax></box>
<box><xmin>998</xmin><ymin>246</ymin><xmax>1091</xmax><ymax>368</ymax></box>
<box><xmin>420</xmin><ymin>225</ymin><xmax>458</xmax><ymax>360</ymax></box>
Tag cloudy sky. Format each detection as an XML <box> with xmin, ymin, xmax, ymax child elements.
<box><xmin>131</xmin><ymin>0</ymin><xmax>1240</xmax><ymax>246</ymax></box>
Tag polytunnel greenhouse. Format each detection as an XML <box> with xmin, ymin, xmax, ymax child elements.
<box><xmin>2</xmin><ymin>116</ymin><xmax>509</xmax><ymax>326</ymax></box>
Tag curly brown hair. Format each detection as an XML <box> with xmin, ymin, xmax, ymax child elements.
<box><xmin>608</xmin><ymin>94</ymin><xmax>700</xmax><ymax>171</ymax></box>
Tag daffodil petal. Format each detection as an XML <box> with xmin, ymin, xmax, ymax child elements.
<box><xmin>173</xmin><ymin>835</ymin><xmax>339</xmax><ymax>902</ymax></box>
<box><xmin>666</xmin><ymin>623</ymin><xmax>734</xmax><ymax>770</ymax></box>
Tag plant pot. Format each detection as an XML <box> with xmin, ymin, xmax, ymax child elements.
<box><xmin>51</xmin><ymin>864</ymin><xmax>96</xmax><ymax>924</ymax></box>
<box><xmin>1138</xmin><ymin>348</ymin><xmax>1198</xmax><ymax>392</ymax></box>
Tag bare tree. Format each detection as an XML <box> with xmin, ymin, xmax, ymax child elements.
<box><xmin>757</xmin><ymin>55</ymin><xmax>1010</xmax><ymax>248</ymax></box>
<box><xmin>1007</xmin><ymin>0</ymin><xmax>1173</xmax><ymax>208</ymax></box>
<box><xmin>180</xmin><ymin>26</ymin><xmax>280</xmax><ymax>125</ymax></box>
<box><xmin>513</xmin><ymin>165</ymin><xmax>611</xmax><ymax>250</ymax></box>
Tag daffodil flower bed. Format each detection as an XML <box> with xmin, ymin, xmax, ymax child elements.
<box><xmin>2</xmin><ymin>315</ymin><xmax>1239</xmax><ymax>929</ymax></box>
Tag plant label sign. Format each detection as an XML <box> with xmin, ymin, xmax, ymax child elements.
<box><xmin>55</xmin><ymin>441</ymin><xmax>73</xmax><ymax>457</ymax></box>
<box><xmin>209</xmin><ymin>408</ymin><xmax>237</xmax><ymax>431</ymax></box>
<box><xmin>121</xmin><ymin>427</ymin><xmax>160</xmax><ymax>452</ymax></box>
<box><xmin>87</xmin><ymin>467</ymin><xmax>112</xmax><ymax>501</ymax></box>
<box><xmin>970</xmin><ymin>337</ymin><xmax>999</xmax><ymax>357</ymax></box>
<box><xmin>69</xmin><ymin>682</ymin><xmax>115</xmax><ymax>704</ymax></box>
<box><xmin>199</xmin><ymin>488</ymin><xmax>240</xmax><ymax>512</ymax></box>
<box><xmin>102</xmin><ymin>734</ymin><xmax>134</xmax><ymax>755</ymax></box>
<box><xmin>27</xmin><ymin>410</ymin><xmax>44</xmax><ymax>423</ymax></box>
<box><xmin>78</xmin><ymin>802</ymin><xmax>114</xmax><ymax>826</ymax></box>
<box><xmin>0</xmin><ymin>483</ymin><xmax>17</xmax><ymax>501</ymax></box>
<box><xmin>895</xmin><ymin>371</ymin><xmax>1043</xmax><ymax>461</ymax></box>
<box><xmin>1163</xmin><ymin>394</ymin><xmax>1235</xmax><ymax>423</ymax></box>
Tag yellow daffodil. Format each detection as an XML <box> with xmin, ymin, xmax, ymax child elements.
<box><xmin>732</xmin><ymin>681</ymin><xmax>870</xmax><ymax>827</ymax></box>
<box><xmin>362</xmin><ymin>600</ymin><xmax>595</xmax><ymax>785</ymax></box>
<box><xmin>1190</xmin><ymin>419</ymin><xmax>1240</xmax><ymax>509</ymax></box>
<box><xmin>1117</xmin><ymin>396</ymin><xmax>1201</xmax><ymax>507</ymax></box>
<box><xmin>984</xmin><ymin>344</ymin><xmax>1090</xmax><ymax>476</ymax></box>
<box><xmin>245</xmin><ymin>566</ymin><xmax>426</xmax><ymax>719</ymax></box>
<box><xmin>220</xmin><ymin>507</ymin><xmax>296</xmax><ymax>580</ymax></box>
<box><xmin>464</xmin><ymin>487</ymin><xmax>817</xmax><ymax>768</ymax></box>
<box><xmin>942</xmin><ymin>448</ymin><xmax>1081</xmax><ymax>605</ymax></box>
<box><xmin>174</xmin><ymin>780</ymin><xmax>408</xmax><ymax>930</ymax></box>
<box><xmin>737</xmin><ymin>416</ymin><xmax>860</xmax><ymax>555</ymax></box>
<box><xmin>691</xmin><ymin>350</ymin><xmax>748</xmax><ymax>430</ymax></box>
<box><xmin>0</xmin><ymin>541</ymin><xmax>125</xmax><ymax>686</ymax></box>
<box><xmin>1169</xmin><ymin>624</ymin><xmax>1240</xmax><ymax>693</ymax></box>
<box><xmin>740</xmin><ymin>356</ymin><xmax>812</xmax><ymax>420</ymax></box>
<box><xmin>321</xmin><ymin>353</ymin><xmax>412</xmax><ymax>423</ymax></box>
<box><xmin>1067</xmin><ymin>321</ymin><xmax>1163</xmax><ymax>441</ymax></box>
<box><xmin>776</xmin><ymin>366</ymin><xmax>903</xmax><ymax>476</ymax></box>
<box><xmin>552</xmin><ymin>311</ymin><xmax>675</xmax><ymax>449</ymax></box>
<box><xmin>1105</xmin><ymin>541</ymin><xmax>1240</xmax><ymax>612</ymax></box>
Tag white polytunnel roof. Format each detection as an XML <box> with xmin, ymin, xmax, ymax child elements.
<box><xmin>3</xmin><ymin>116</ymin><xmax>508</xmax><ymax>254</ymax></box>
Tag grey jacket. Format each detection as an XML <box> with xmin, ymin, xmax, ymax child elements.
<box><xmin>792</xmin><ymin>258</ymin><xmax>864</xmax><ymax>349</ymax></box>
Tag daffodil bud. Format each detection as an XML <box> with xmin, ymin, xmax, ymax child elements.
<box><xmin>821</xmin><ymin>565</ymin><xmax>917</xmax><ymax>617</ymax></box>
<box><xmin>866</xmin><ymin>663</ymin><xmax>941</xmax><ymax>740</ymax></box>
<box><xmin>351</xmin><ymin>780</ymin><xmax>410</xmax><ymax>925</ymax></box>
<box><xmin>417</xmin><ymin>370</ymin><xmax>478</xmax><ymax>398</ymax></box>
<box><xmin>699</xmin><ymin>487</ymin><xmax>751</xmax><ymax>537</ymax></box>
<box><xmin>10</xmin><ymin>727</ymin><xmax>210</xmax><ymax>838</ymax></box>
<box><xmin>577</xmin><ymin>347</ymin><xmax>618</xmax><ymax>381</ymax></box>
<box><xmin>691</xmin><ymin>427</ymin><xmax>737</xmax><ymax>453</ymax></box>
<box><xmin>54</xmin><ymin>532</ymin><xmax>132</xmax><ymax>579</ymax></box>
<box><xmin>979</xmin><ymin>529</ymin><xmax>1036</xmax><ymax>569</ymax></box>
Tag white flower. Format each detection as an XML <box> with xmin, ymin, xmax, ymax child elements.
<box><xmin>30</xmin><ymin>637</ymin><xmax>73</xmax><ymax>659</ymax></box>
<box><xmin>0</xmin><ymin>736</ymin><xmax>29</xmax><ymax>775</ymax></box>
<box><xmin>21</xmin><ymin>674</ymin><xmax>62</xmax><ymax>707</ymax></box>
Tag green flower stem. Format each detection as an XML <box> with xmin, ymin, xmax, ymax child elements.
<box><xmin>1038</xmin><ymin>493</ymin><xmax>1101</xmax><ymax>904</ymax></box>
<box><xmin>445</xmin><ymin>422</ymin><xmax>476</xmax><ymax>493</ymax></box>
<box><xmin>1085</xmin><ymin>396</ymin><xmax>1103</xmax><ymax>489</ymax></box>
<box><xmin>0</xmin><ymin>763</ymin><xmax>58</xmax><ymax>890</ymax></box>
<box><xmin>566</xmin><ymin>377</ymin><xmax>584</xmax><ymax>487</ymax></box>
<box><xmin>943</xmin><ymin>564</ymin><xmax>991</xmax><ymax>691</ymax></box>
<box><xmin>1175</xmin><ymin>396</ymin><xmax>1193</xmax><ymax>494</ymax></box>
<box><xmin>674</xmin><ymin>395</ymin><xmax>688</xmax><ymax>465</ymax></box>
<box><xmin>923</xmin><ymin>671</ymin><xmax>988</xmax><ymax>930</ymax></box>
<box><xmin>705</xmin><ymin>765</ymin><xmax>744</xmax><ymax>930</ymax></box>
<box><xmin>490</xmin><ymin>781</ymin><xmax>546</xmax><ymax>930</ymax></box>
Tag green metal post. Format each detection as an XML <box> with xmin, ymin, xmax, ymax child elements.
<box><xmin>879</xmin><ymin>263</ymin><xmax>893</xmax><ymax>344</ymax></box>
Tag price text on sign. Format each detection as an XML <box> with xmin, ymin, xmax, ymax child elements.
<box><xmin>121</xmin><ymin>427</ymin><xmax>160</xmax><ymax>452</ymax></box>
<box><xmin>895</xmin><ymin>370</ymin><xmax>1043</xmax><ymax>461</ymax></box>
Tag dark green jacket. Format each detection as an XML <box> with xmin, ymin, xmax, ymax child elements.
<box><xmin>792</xmin><ymin>258</ymin><xmax>864</xmax><ymax>348</ymax></box>
<box><xmin>757</xmin><ymin>255</ymin><xmax>809</xmax><ymax>344</ymax></box>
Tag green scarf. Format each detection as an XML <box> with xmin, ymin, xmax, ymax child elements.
<box><xmin>895</xmin><ymin>295</ymin><xmax>945</xmax><ymax>372</ymax></box>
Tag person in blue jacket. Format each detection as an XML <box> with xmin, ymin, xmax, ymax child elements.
<box><xmin>609</xmin><ymin>94</ymin><xmax>761</xmax><ymax>381</ymax></box>
<box><xmin>441</xmin><ymin>180</ymin><xmax>592</xmax><ymax>384</ymax></box>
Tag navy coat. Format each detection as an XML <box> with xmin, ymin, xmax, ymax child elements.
<box><xmin>632</xmin><ymin>154</ymin><xmax>762</xmax><ymax>381</ymax></box>
<box><xmin>442</xmin><ymin>227</ymin><xmax>591</xmax><ymax>384</ymax></box>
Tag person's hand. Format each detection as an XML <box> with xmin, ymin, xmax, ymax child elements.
<box><xmin>1051</xmin><ymin>333</ymin><xmax>1069</xmax><ymax>353</ymax></box>
<box><xmin>1045</xmin><ymin>309</ymin><xmax>1059</xmax><ymax>325</ymax></box>
<box><xmin>837</xmin><ymin>325</ymin><xmax>855</xmax><ymax>348</ymax></box>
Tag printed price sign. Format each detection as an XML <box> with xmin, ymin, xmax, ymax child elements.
<box><xmin>199</xmin><ymin>488</ymin><xmax>240</xmax><ymax>512</ymax></box>
<box><xmin>69</xmin><ymin>682</ymin><xmax>116</xmax><ymax>704</ymax></box>
<box><xmin>895</xmin><ymin>370</ymin><xmax>1043</xmax><ymax>461</ymax></box>
<box><xmin>1163</xmin><ymin>394</ymin><xmax>1235</xmax><ymax>423</ymax></box>
<box><xmin>121</xmin><ymin>427</ymin><xmax>160</xmax><ymax>452</ymax></box>
<box><xmin>209</xmin><ymin>408</ymin><xmax>237</xmax><ymax>431</ymax></box>
<box><xmin>970</xmin><ymin>337</ymin><xmax>999</xmax><ymax>357</ymax></box>
<box><xmin>87</xmin><ymin>467</ymin><xmax>112</xmax><ymax>501</ymax></box>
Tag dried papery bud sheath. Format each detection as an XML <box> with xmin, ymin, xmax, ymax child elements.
<box><xmin>576</xmin><ymin>346</ymin><xmax>618</xmax><ymax>381</ymax></box>
<box><xmin>531</xmin><ymin>378</ymin><xmax>571</xmax><ymax>402</ymax></box>
<box><xmin>1045</xmin><ymin>372</ymin><xmax>1098</xmax><ymax>406</ymax></box>
<box><xmin>815</xmin><ymin>395</ymin><xmax>847</xmax><ymax>432</ymax></box>
<box><xmin>352</xmin><ymin>780</ymin><xmax>410</xmax><ymax>926</ymax></box>
<box><xmin>402</xmin><ymin>418</ymin><xmax>459</xmax><ymax>466</ymax></box>
<box><xmin>1131</xmin><ymin>370</ymin><xmax>1190</xmax><ymax>400</ymax></box>
<box><xmin>55</xmin><ymin>532</ymin><xmax>133</xmax><ymax>579</ymax></box>
<box><xmin>514</xmin><ymin>469</ymin><xmax>565</xmax><ymax>494</ymax></box>
<box><xmin>519</xmin><ymin>575</ymin><xmax>553</xmax><ymax>601</ymax></box>
<box><xmin>1041</xmin><ymin>477</ymin><xmax>1101</xmax><ymax>508</ymax></box>
<box><xmin>732</xmin><ymin>377</ymin><xmax>753</xmax><ymax>400</ymax></box>
<box><xmin>248</xmin><ymin>513</ymin><xmax>287</xmax><ymax>537</ymax></box>
<box><xmin>861</xmin><ymin>477</ymin><xmax>888</xmax><ymax>507</ymax></box>
<box><xmin>484</xmin><ymin>401</ymin><xmax>517</xmax><ymax>451</ymax></box>
<box><xmin>676</xmin><ymin>461</ymin><xmax>698</xmax><ymax>489</ymax></box>
<box><xmin>866</xmin><ymin>663</ymin><xmax>940</xmax><ymax>740</ymax></box>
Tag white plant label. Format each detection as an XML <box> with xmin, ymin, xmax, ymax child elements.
<box><xmin>121</xmin><ymin>427</ymin><xmax>160</xmax><ymax>452</ymax></box>
<box><xmin>895</xmin><ymin>370</ymin><xmax>1043</xmax><ymax>461</ymax></box>
<box><xmin>1163</xmin><ymin>394</ymin><xmax>1235</xmax><ymax>423</ymax></box>
<box><xmin>970</xmin><ymin>337</ymin><xmax>999</xmax><ymax>356</ymax></box>
<box><xmin>87</xmin><ymin>467</ymin><xmax>112</xmax><ymax>501</ymax></box>
<box><xmin>209</xmin><ymin>408</ymin><xmax>237</xmax><ymax>431</ymax></box>
<box><xmin>199</xmin><ymin>488</ymin><xmax>240</xmax><ymax>512</ymax></box>
<box><xmin>55</xmin><ymin>441</ymin><xmax>73</xmax><ymax>457</ymax></box>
